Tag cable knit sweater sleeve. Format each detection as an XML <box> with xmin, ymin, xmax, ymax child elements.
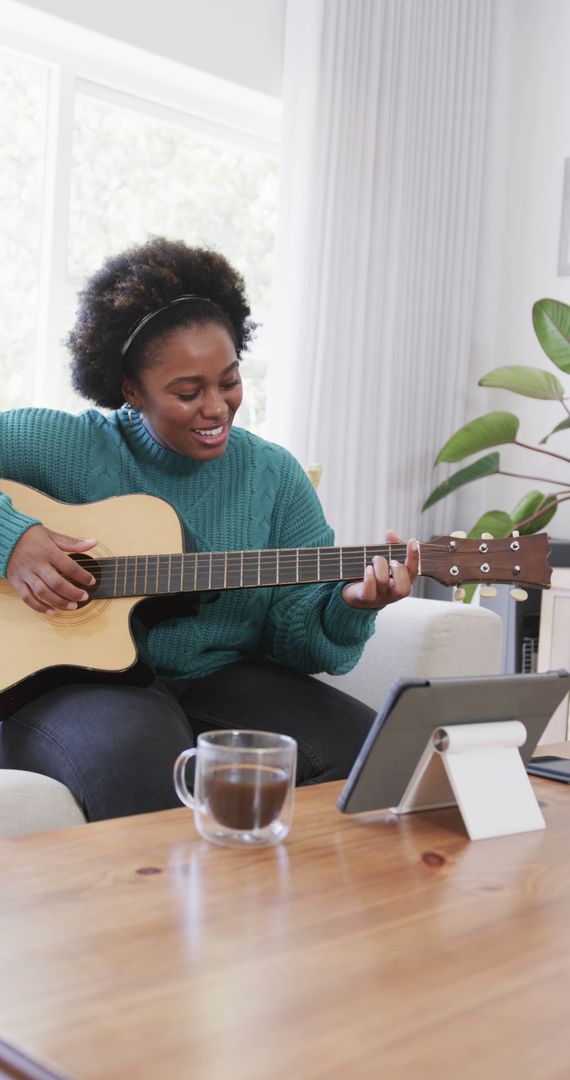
<box><xmin>261</xmin><ymin>449</ymin><xmax>377</xmax><ymax>675</ymax></box>
<box><xmin>0</xmin><ymin>408</ymin><xmax>95</xmax><ymax>576</ymax></box>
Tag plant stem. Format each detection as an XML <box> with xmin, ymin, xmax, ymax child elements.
<box><xmin>513</xmin><ymin>440</ymin><xmax>570</xmax><ymax>464</ymax></box>
<box><xmin>498</xmin><ymin>469</ymin><xmax>570</xmax><ymax>486</ymax></box>
<box><xmin>514</xmin><ymin>493</ymin><xmax>570</xmax><ymax>531</ymax></box>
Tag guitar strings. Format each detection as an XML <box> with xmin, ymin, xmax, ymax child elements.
<box><xmin>68</xmin><ymin>541</ymin><xmax>501</xmax><ymax>594</ymax></box>
<box><xmin>74</xmin><ymin>546</ymin><xmax>412</xmax><ymax>573</ymax></box>
<box><xmin>73</xmin><ymin>542</ymin><xmax>497</xmax><ymax>584</ymax></box>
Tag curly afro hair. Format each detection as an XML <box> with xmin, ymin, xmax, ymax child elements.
<box><xmin>67</xmin><ymin>237</ymin><xmax>256</xmax><ymax>408</ymax></box>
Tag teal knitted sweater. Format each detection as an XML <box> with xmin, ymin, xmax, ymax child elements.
<box><xmin>0</xmin><ymin>408</ymin><xmax>376</xmax><ymax>680</ymax></box>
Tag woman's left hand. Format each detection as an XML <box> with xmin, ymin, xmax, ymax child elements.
<box><xmin>341</xmin><ymin>530</ymin><xmax>419</xmax><ymax>610</ymax></box>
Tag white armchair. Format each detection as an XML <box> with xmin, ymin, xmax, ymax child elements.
<box><xmin>0</xmin><ymin>596</ymin><xmax>502</xmax><ymax>837</ymax></box>
<box><xmin>317</xmin><ymin>595</ymin><xmax>502</xmax><ymax>707</ymax></box>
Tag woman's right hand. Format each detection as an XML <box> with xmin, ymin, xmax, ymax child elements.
<box><xmin>7</xmin><ymin>525</ymin><xmax>97</xmax><ymax>614</ymax></box>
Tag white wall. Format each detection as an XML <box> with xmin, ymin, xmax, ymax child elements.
<box><xmin>14</xmin><ymin>0</ymin><xmax>286</xmax><ymax>96</ymax></box>
<box><xmin>458</xmin><ymin>0</ymin><xmax>570</xmax><ymax>541</ymax></box>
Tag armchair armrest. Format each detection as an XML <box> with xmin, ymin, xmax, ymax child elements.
<box><xmin>0</xmin><ymin>771</ymin><xmax>86</xmax><ymax>837</ymax></box>
<box><xmin>316</xmin><ymin>596</ymin><xmax>503</xmax><ymax>710</ymax></box>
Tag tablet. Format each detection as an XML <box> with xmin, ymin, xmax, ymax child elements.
<box><xmin>337</xmin><ymin>669</ymin><xmax>570</xmax><ymax>814</ymax></box>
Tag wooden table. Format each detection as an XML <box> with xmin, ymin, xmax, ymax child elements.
<box><xmin>1</xmin><ymin>767</ymin><xmax>570</xmax><ymax>1080</ymax></box>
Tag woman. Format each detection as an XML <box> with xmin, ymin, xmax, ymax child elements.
<box><xmin>0</xmin><ymin>238</ymin><xmax>418</xmax><ymax>820</ymax></box>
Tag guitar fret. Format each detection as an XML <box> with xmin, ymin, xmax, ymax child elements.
<box><xmin>298</xmin><ymin>549</ymin><xmax>319</xmax><ymax>583</ymax></box>
<box><xmin>195</xmin><ymin>553</ymin><xmax>210</xmax><ymax>591</ymax></box>
<box><xmin>240</xmin><ymin>551</ymin><xmax>258</xmax><ymax>588</ymax></box>
<box><xmin>210</xmin><ymin>552</ymin><xmax>227</xmax><ymax>590</ymax></box>
<box><xmin>260</xmin><ymin>551</ymin><xmax>277</xmax><ymax>587</ymax></box>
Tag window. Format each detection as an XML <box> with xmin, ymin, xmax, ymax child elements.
<box><xmin>0</xmin><ymin>12</ymin><xmax>280</xmax><ymax>435</ymax></box>
<box><xmin>0</xmin><ymin>50</ymin><xmax>48</xmax><ymax>408</ymax></box>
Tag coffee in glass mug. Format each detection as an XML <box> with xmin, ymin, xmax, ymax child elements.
<box><xmin>174</xmin><ymin>730</ymin><xmax>297</xmax><ymax>847</ymax></box>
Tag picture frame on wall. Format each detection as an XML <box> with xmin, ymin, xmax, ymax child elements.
<box><xmin>558</xmin><ymin>157</ymin><xmax>570</xmax><ymax>275</ymax></box>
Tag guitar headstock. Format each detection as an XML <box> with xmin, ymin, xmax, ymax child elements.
<box><xmin>422</xmin><ymin>532</ymin><xmax>552</xmax><ymax>589</ymax></box>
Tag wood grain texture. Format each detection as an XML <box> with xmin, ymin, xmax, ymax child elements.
<box><xmin>0</xmin><ymin>773</ymin><xmax>569</xmax><ymax>1080</ymax></box>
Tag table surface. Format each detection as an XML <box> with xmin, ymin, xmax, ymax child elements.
<box><xmin>1</xmin><ymin>750</ymin><xmax>570</xmax><ymax>1080</ymax></box>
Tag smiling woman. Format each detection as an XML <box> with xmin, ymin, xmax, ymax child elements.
<box><xmin>0</xmin><ymin>236</ymin><xmax>418</xmax><ymax>824</ymax></box>
<box><xmin>122</xmin><ymin>324</ymin><xmax>243</xmax><ymax>461</ymax></box>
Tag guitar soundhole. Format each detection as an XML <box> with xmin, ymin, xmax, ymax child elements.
<box><xmin>69</xmin><ymin>553</ymin><xmax>102</xmax><ymax>608</ymax></box>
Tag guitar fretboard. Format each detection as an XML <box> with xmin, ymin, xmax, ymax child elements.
<box><xmin>90</xmin><ymin>544</ymin><xmax>404</xmax><ymax>599</ymax></box>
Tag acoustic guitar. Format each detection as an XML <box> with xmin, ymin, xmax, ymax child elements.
<box><xmin>0</xmin><ymin>479</ymin><xmax>552</xmax><ymax>720</ymax></box>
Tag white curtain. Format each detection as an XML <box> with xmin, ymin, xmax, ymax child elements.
<box><xmin>268</xmin><ymin>0</ymin><xmax>493</xmax><ymax>545</ymax></box>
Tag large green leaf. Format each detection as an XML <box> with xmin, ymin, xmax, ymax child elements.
<box><xmin>540</xmin><ymin>417</ymin><xmax>570</xmax><ymax>444</ymax></box>
<box><xmin>479</xmin><ymin>365</ymin><xmax>564</xmax><ymax>400</ymax></box>
<box><xmin>533</xmin><ymin>298</ymin><xmax>570</xmax><ymax>373</ymax></box>
<box><xmin>467</xmin><ymin>510</ymin><xmax>514</xmax><ymax>539</ymax></box>
<box><xmin>511</xmin><ymin>490</ymin><xmax>558</xmax><ymax>534</ymax></box>
<box><xmin>422</xmin><ymin>453</ymin><xmax>500</xmax><ymax>511</ymax></box>
<box><xmin>436</xmin><ymin>412</ymin><xmax>519</xmax><ymax>464</ymax></box>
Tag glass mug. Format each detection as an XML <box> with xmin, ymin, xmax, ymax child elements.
<box><xmin>174</xmin><ymin>730</ymin><xmax>297</xmax><ymax>848</ymax></box>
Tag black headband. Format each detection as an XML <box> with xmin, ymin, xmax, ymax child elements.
<box><xmin>120</xmin><ymin>294</ymin><xmax>219</xmax><ymax>357</ymax></box>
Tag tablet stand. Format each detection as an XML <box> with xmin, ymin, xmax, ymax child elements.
<box><xmin>393</xmin><ymin>720</ymin><xmax>545</xmax><ymax>841</ymax></box>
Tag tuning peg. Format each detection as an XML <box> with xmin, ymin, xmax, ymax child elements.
<box><xmin>480</xmin><ymin>532</ymin><xmax>494</xmax><ymax>540</ymax></box>
<box><xmin>510</xmin><ymin>587</ymin><xmax>528</xmax><ymax>602</ymax></box>
<box><xmin>450</xmin><ymin>531</ymin><xmax>467</xmax><ymax>539</ymax></box>
<box><xmin>452</xmin><ymin>587</ymin><xmax>466</xmax><ymax>602</ymax></box>
<box><xmin>480</xmin><ymin>586</ymin><xmax>498</xmax><ymax>598</ymax></box>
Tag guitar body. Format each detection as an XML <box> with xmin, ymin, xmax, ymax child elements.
<box><xmin>0</xmin><ymin>481</ymin><xmax>184</xmax><ymax>720</ymax></box>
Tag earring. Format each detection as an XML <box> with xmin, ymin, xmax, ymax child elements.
<box><xmin>123</xmin><ymin>401</ymin><xmax>134</xmax><ymax>424</ymax></box>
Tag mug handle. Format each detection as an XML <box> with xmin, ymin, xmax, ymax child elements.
<box><xmin>173</xmin><ymin>748</ymin><xmax>198</xmax><ymax>808</ymax></box>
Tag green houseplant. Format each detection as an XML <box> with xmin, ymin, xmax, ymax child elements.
<box><xmin>423</xmin><ymin>298</ymin><xmax>570</xmax><ymax>595</ymax></box>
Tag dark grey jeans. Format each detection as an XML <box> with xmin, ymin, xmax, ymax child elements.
<box><xmin>0</xmin><ymin>660</ymin><xmax>375</xmax><ymax>821</ymax></box>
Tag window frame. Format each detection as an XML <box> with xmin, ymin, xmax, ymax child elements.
<box><xmin>0</xmin><ymin>3</ymin><xmax>281</xmax><ymax>408</ymax></box>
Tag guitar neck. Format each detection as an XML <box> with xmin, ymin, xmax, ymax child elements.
<box><xmin>91</xmin><ymin>544</ymin><xmax>402</xmax><ymax>599</ymax></box>
<box><xmin>86</xmin><ymin>531</ymin><xmax>552</xmax><ymax>597</ymax></box>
